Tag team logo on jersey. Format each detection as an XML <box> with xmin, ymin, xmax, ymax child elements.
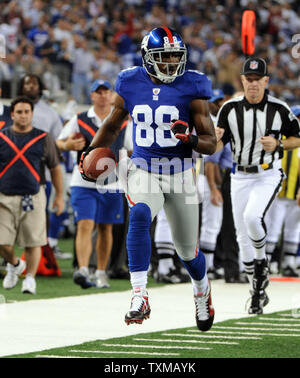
<box><xmin>249</xmin><ymin>60</ymin><xmax>258</xmax><ymax>70</ymax></box>
<box><xmin>153</xmin><ymin>88</ymin><xmax>160</xmax><ymax>101</ymax></box>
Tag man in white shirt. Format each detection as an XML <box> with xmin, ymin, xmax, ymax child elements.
<box><xmin>57</xmin><ymin>79</ymin><xmax>129</xmax><ymax>289</ymax></box>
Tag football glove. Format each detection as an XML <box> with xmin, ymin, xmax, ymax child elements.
<box><xmin>170</xmin><ymin>120</ymin><xmax>198</xmax><ymax>148</ymax></box>
<box><xmin>78</xmin><ymin>145</ymin><xmax>97</xmax><ymax>182</ymax></box>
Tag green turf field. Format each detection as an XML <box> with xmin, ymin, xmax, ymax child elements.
<box><xmin>1</xmin><ymin>238</ymin><xmax>300</xmax><ymax>360</ymax></box>
<box><xmin>0</xmin><ymin>238</ymin><xmax>164</xmax><ymax>303</ymax></box>
<box><xmin>4</xmin><ymin>310</ymin><xmax>300</xmax><ymax>358</ymax></box>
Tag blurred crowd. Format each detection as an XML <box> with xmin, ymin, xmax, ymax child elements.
<box><xmin>0</xmin><ymin>0</ymin><xmax>300</xmax><ymax>104</ymax></box>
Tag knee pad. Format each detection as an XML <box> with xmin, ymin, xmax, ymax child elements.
<box><xmin>129</xmin><ymin>203</ymin><xmax>152</xmax><ymax>224</ymax></box>
<box><xmin>127</xmin><ymin>203</ymin><xmax>152</xmax><ymax>272</ymax></box>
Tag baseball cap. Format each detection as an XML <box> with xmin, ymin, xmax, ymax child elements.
<box><xmin>90</xmin><ymin>79</ymin><xmax>112</xmax><ymax>93</ymax></box>
<box><xmin>209</xmin><ymin>89</ymin><xmax>225</xmax><ymax>103</ymax></box>
<box><xmin>241</xmin><ymin>57</ymin><xmax>268</xmax><ymax>76</ymax></box>
<box><xmin>291</xmin><ymin>105</ymin><xmax>300</xmax><ymax>117</ymax></box>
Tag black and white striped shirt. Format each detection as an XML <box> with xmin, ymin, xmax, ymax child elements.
<box><xmin>217</xmin><ymin>92</ymin><xmax>300</xmax><ymax>166</ymax></box>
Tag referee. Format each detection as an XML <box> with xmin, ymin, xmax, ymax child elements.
<box><xmin>215</xmin><ymin>57</ymin><xmax>300</xmax><ymax>314</ymax></box>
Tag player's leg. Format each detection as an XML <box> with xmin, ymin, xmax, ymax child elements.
<box><xmin>94</xmin><ymin>191</ymin><xmax>124</xmax><ymax>288</ymax></box>
<box><xmin>163</xmin><ymin>169</ymin><xmax>214</xmax><ymax>331</ymax></box>
<box><xmin>154</xmin><ymin>208</ymin><xmax>188</xmax><ymax>283</ymax></box>
<box><xmin>199</xmin><ymin>175</ymin><xmax>223</xmax><ymax>278</ymax></box>
<box><xmin>231</xmin><ymin>175</ymin><xmax>268</xmax><ymax>314</ymax></box>
<box><xmin>243</xmin><ymin>170</ymin><xmax>284</xmax><ymax>314</ymax></box>
<box><xmin>0</xmin><ymin>196</ymin><xmax>26</xmax><ymax>288</ymax></box>
<box><xmin>124</xmin><ymin>167</ymin><xmax>164</xmax><ymax>324</ymax></box>
<box><xmin>18</xmin><ymin>187</ymin><xmax>48</xmax><ymax>294</ymax></box>
<box><xmin>265</xmin><ymin>197</ymin><xmax>286</xmax><ymax>273</ymax></box>
<box><xmin>281</xmin><ymin>200</ymin><xmax>300</xmax><ymax>277</ymax></box>
<box><xmin>70</xmin><ymin>186</ymin><xmax>97</xmax><ymax>289</ymax></box>
<box><xmin>230</xmin><ymin>174</ymin><xmax>255</xmax><ymax>285</ymax></box>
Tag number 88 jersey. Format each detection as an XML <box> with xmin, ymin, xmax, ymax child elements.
<box><xmin>115</xmin><ymin>66</ymin><xmax>212</xmax><ymax>173</ymax></box>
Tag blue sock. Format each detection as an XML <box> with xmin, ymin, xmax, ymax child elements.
<box><xmin>126</xmin><ymin>203</ymin><xmax>152</xmax><ymax>272</ymax></box>
<box><xmin>180</xmin><ymin>250</ymin><xmax>206</xmax><ymax>280</ymax></box>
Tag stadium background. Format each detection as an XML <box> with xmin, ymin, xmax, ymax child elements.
<box><xmin>0</xmin><ymin>0</ymin><xmax>300</xmax><ymax>108</ymax></box>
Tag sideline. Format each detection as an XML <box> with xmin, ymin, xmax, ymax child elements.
<box><xmin>0</xmin><ymin>279</ymin><xmax>299</xmax><ymax>357</ymax></box>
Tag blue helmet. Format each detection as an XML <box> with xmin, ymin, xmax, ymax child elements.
<box><xmin>141</xmin><ymin>27</ymin><xmax>187</xmax><ymax>83</ymax></box>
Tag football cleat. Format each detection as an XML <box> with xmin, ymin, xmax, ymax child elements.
<box><xmin>141</xmin><ymin>27</ymin><xmax>187</xmax><ymax>83</ymax></box>
<box><xmin>282</xmin><ymin>265</ymin><xmax>299</xmax><ymax>277</ymax></box>
<box><xmin>194</xmin><ymin>281</ymin><xmax>215</xmax><ymax>332</ymax></box>
<box><xmin>252</xmin><ymin>258</ymin><xmax>269</xmax><ymax>292</ymax></box>
<box><xmin>248</xmin><ymin>290</ymin><xmax>269</xmax><ymax>314</ymax></box>
<box><xmin>247</xmin><ymin>259</ymin><xmax>270</xmax><ymax>314</ymax></box>
<box><xmin>125</xmin><ymin>288</ymin><xmax>151</xmax><ymax>325</ymax></box>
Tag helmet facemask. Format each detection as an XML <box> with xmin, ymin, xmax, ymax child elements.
<box><xmin>142</xmin><ymin>35</ymin><xmax>187</xmax><ymax>83</ymax></box>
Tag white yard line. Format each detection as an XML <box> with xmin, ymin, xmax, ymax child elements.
<box><xmin>134</xmin><ymin>337</ymin><xmax>239</xmax><ymax>345</ymax></box>
<box><xmin>213</xmin><ymin>325</ymin><xmax>300</xmax><ymax>332</ymax></box>
<box><xmin>162</xmin><ymin>332</ymin><xmax>261</xmax><ymax>340</ymax></box>
<box><xmin>69</xmin><ymin>350</ymin><xmax>179</xmax><ymax>356</ymax></box>
<box><xmin>257</xmin><ymin>317</ymin><xmax>300</xmax><ymax>322</ymax></box>
<box><xmin>0</xmin><ymin>279</ymin><xmax>299</xmax><ymax>357</ymax></box>
<box><xmin>235</xmin><ymin>322</ymin><xmax>300</xmax><ymax>327</ymax></box>
<box><xmin>101</xmin><ymin>343</ymin><xmax>211</xmax><ymax>350</ymax></box>
<box><xmin>188</xmin><ymin>329</ymin><xmax>300</xmax><ymax>337</ymax></box>
<box><xmin>34</xmin><ymin>355</ymin><xmax>97</xmax><ymax>358</ymax></box>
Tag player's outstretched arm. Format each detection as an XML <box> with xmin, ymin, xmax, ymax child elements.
<box><xmin>90</xmin><ymin>94</ymin><xmax>128</xmax><ymax>148</ymax></box>
<box><xmin>190</xmin><ymin>99</ymin><xmax>217</xmax><ymax>155</ymax></box>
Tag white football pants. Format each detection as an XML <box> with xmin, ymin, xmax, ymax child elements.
<box><xmin>230</xmin><ymin>165</ymin><xmax>285</xmax><ymax>271</ymax></box>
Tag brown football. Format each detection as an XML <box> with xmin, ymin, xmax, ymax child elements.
<box><xmin>83</xmin><ymin>147</ymin><xmax>116</xmax><ymax>180</ymax></box>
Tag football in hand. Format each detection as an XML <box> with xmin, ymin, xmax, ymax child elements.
<box><xmin>83</xmin><ymin>147</ymin><xmax>116</xmax><ymax>180</ymax></box>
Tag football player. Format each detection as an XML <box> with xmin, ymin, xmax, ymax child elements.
<box><xmin>80</xmin><ymin>27</ymin><xmax>217</xmax><ymax>331</ymax></box>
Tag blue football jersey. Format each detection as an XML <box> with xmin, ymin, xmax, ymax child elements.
<box><xmin>115</xmin><ymin>66</ymin><xmax>212</xmax><ymax>173</ymax></box>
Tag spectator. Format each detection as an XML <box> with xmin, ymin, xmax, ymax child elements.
<box><xmin>71</xmin><ymin>37</ymin><xmax>96</xmax><ymax>104</ymax></box>
<box><xmin>17</xmin><ymin>73</ymin><xmax>63</xmax><ymax>140</ymax></box>
<box><xmin>16</xmin><ymin>73</ymin><xmax>68</xmax><ymax>259</ymax></box>
<box><xmin>0</xmin><ymin>96</ymin><xmax>64</xmax><ymax>294</ymax></box>
<box><xmin>0</xmin><ymin>84</ymin><xmax>12</xmax><ymax>129</ymax></box>
<box><xmin>57</xmin><ymin>79</ymin><xmax>128</xmax><ymax>289</ymax></box>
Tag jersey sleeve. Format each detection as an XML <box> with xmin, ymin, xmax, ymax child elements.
<box><xmin>43</xmin><ymin>134</ymin><xmax>61</xmax><ymax>169</ymax></box>
<box><xmin>114</xmin><ymin>68</ymin><xmax>138</xmax><ymax>111</ymax></box>
<box><xmin>279</xmin><ymin>105</ymin><xmax>300</xmax><ymax>138</ymax></box>
<box><xmin>57</xmin><ymin>115</ymin><xmax>79</xmax><ymax>140</ymax></box>
<box><xmin>186</xmin><ymin>71</ymin><xmax>213</xmax><ymax>100</ymax></box>
<box><xmin>216</xmin><ymin>102</ymin><xmax>231</xmax><ymax>145</ymax></box>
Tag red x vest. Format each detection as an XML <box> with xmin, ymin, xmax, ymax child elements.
<box><xmin>76</xmin><ymin>112</ymin><xmax>127</xmax><ymax>164</ymax></box>
<box><xmin>0</xmin><ymin>127</ymin><xmax>47</xmax><ymax>195</ymax></box>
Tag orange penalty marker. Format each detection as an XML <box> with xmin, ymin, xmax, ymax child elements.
<box><xmin>270</xmin><ymin>277</ymin><xmax>300</xmax><ymax>282</ymax></box>
<box><xmin>241</xmin><ymin>10</ymin><xmax>256</xmax><ymax>56</ymax></box>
